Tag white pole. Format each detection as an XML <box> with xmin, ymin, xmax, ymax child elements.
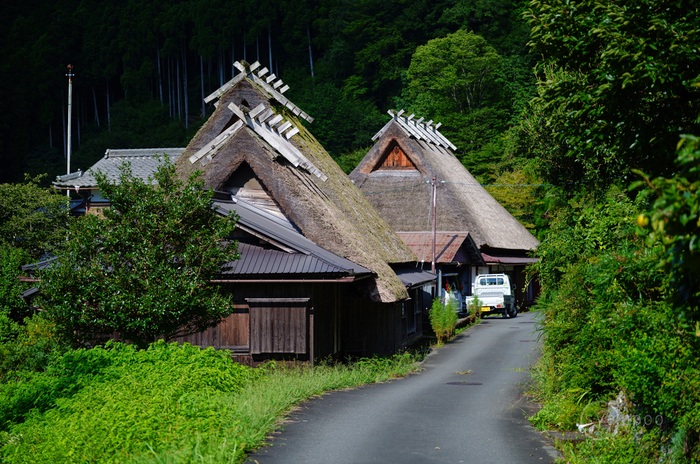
<box><xmin>66</xmin><ymin>64</ymin><xmax>74</xmax><ymax>197</ymax></box>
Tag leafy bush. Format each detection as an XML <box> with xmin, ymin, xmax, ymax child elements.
<box><xmin>0</xmin><ymin>343</ymin><xmax>420</xmax><ymax>463</ymax></box>
<box><xmin>0</xmin><ymin>341</ymin><xmax>259</xmax><ymax>463</ymax></box>
<box><xmin>0</xmin><ymin>315</ymin><xmax>67</xmax><ymax>381</ymax></box>
<box><xmin>529</xmin><ymin>185</ymin><xmax>700</xmax><ymax>460</ymax></box>
<box><xmin>429</xmin><ymin>297</ymin><xmax>458</xmax><ymax>344</ymax></box>
<box><xmin>39</xmin><ymin>160</ymin><xmax>239</xmax><ymax>348</ymax></box>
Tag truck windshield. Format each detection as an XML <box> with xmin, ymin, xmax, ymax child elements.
<box><xmin>479</xmin><ymin>277</ymin><xmax>505</xmax><ymax>286</ymax></box>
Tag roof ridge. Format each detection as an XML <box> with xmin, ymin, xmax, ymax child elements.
<box><xmin>204</xmin><ymin>60</ymin><xmax>313</xmax><ymax>124</ymax></box>
<box><xmin>372</xmin><ymin>110</ymin><xmax>456</xmax><ymax>151</ymax></box>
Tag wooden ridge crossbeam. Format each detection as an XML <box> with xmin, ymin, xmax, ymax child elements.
<box><xmin>204</xmin><ymin>61</ymin><xmax>314</xmax><ymax>124</ymax></box>
<box><xmin>372</xmin><ymin>110</ymin><xmax>457</xmax><ymax>151</ymax></box>
<box><xmin>189</xmin><ymin>101</ymin><xmax>327</xmax><ymax>182</ymax></box>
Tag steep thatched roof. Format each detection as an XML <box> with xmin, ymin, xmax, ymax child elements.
<box><xmin>175</xmin><ymin>61</ymin><xmax>415</xmax><ymax>303</ymax></box>
<box><xmin>349</xmin><ymin>111</ymin><xmax>539</xmax><ymax>254</ymax></box>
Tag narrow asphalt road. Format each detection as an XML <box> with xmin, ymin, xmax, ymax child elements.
<box><xmin>247</xmin><ymin>311</ymin><xmax>560</xmax><ymax>464</ymax></box>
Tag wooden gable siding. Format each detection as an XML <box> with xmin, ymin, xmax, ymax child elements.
<box><xmin>376</xmin><ymin>142</ymin><xmax>416</xmax><ymax>170</ymax></box>
<box><xmin>248</xmin><ymin>298</ymin><xmax>309</xmax><ymax>354</ymax></box>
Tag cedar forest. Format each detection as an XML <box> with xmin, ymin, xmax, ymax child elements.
<box><xmin>1</xmin><ymin>0</ymin><xmax>700</xmax><ymax>462</ymax></box>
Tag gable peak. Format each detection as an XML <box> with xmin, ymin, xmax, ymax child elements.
<box><xmin>204</xmin><ymin>60</ymin><xmax>313</xmax><ymax>124</ymax></box>
<box><xmin>372</xmin><ymin>110</ymin><xmax>456</xmax><ymax>151</ymax></box>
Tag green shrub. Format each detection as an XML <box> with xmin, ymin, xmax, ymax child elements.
<box><xmin>0</xmin><ymin>341</ymin><xmax>259</xmax><ymax>463</ymax></box>
<box><xmin>429</xmin><ymin>297</ymin><xmax>458</xmax><ymax>344</ymax></box>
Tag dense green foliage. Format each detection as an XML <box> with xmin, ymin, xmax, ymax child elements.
<box><xmin>0</xmin><ymin>341</ymin><xmax>418</xmax><ymax>463</ymax></box>
<box><xmin>524</xmin><ymin>2</ymin><xmax>700</xmax><ymax>460</ymax></box>
<box><xmin>525</xmin><ymin>0</ymin><xmax>700</xmax><ymax>187</ymax></box>
<box><xmin>0</xmin><ymin>0</ymin><xmax>533</xmax><ymax>184</ymax></box>
<box><xmin>634</xmin><ymin>134</ymin><xmax>700</xmax><ymax>326</ymax></box>
<box><xmin>38</xmin><ymin>160</ymin><xmax>239</xmax><ymax>348</ymax></box>
<box><xmin>529</xmin><ymin>189</ymin><xmax>700</xmax><ymax>461</ymax></box>
<box><xmin>0</xmin><ymin>179</ymin><xmax>71</xmax><ymax>371</ymax></box>
<box><xmin>0</xmin><ymin>341</ymin><xmax>259</xmax><ymax>462</ymax></box>
<box><xmin>0</xmin><ymin>178</ymin><xmax>70</xmax><ymax>260</ymax></box>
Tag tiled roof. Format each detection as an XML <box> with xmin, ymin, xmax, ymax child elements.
<box><xmin>396</xmin><ymin>231</ymin><xmax>484</xmax><ymax>265</ymax></box>
<box><xmin>54</xmin><ymin>148</ymin><xmax>185</xmax><ymax>188</ymax></box>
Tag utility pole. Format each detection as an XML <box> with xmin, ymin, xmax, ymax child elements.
<box><xmin>431</xmin><ymin>175</ymin><xmax>437</xmax><ymax>297</ymax></box>
<box><xmin>66</xmin><ymin>64</ymin><xmax>74</xmax><ymax>197</ymax></box>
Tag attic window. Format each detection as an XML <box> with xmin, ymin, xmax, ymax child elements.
<box><xmin>375</xmin><ymin>141</ymin><xmax>416</xmax><ymax>171</ymax></box>
<box><xmin>222</xmin><ymin>162</ymin><xmax>264</xmax><ymax>192</ymax></box>
<box><xmin>222</xmin><ymin>162</ymin><xmax>292</xmax><ymax>223</ymax></box>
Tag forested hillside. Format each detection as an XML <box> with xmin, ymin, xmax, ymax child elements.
<box><xmin>2</xmin><ymin>0</ymin><xmax>700</xmax><ymax>462</ymax></box>
<box><xmin>0</xmin><ymin>0</ymin><xmax>533</xmax><ymax>184</ymax></box>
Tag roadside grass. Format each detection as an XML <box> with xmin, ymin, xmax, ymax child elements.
<box><xmin>0</xmin><ymin>343</ymin><xmax>420</xmax><ymax>463</ymax></box>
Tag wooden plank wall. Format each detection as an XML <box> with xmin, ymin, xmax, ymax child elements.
<box><xmin>378</xmin><ymin>143</ymin><xmax>415</xmax><ymax>170</ymax></box>
<box><xmin>248</xmin><ymin>298</ymin><xmax>309</xmax><ymax>354</ymax></box>
<box><xmin>168</xmin><ymin>281</ymin><xmax>421</xmax><ymax>363</ymax></box>
<box><xmin>171</xmin><ymin>303</ymin><xmax>250</xmax><ymax>351</ymax></box>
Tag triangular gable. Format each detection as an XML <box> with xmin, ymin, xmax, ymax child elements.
<box><xmin>374</xmin><ymin>141</ymin><xmax>417</xmax><ymax>171</ymax></box>
<box><xmin>350</xmin><ymin>111</ymin><xmax>540</xmax><ymax>253</ymax></box>
<box><xmin>176</xmin><ymin>64</ymin><xmax>418</xmax><ymax>303</ymax></box>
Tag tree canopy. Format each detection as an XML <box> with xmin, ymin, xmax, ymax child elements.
<box><xmin>0</xmin><ymin>0</ymin><xmax>534</xmax><ymax>184</ymax></box>
<box><xmin>525</xmin><ymin>0</ymin><xmax>700</xmax><ymax>187</ymax></box>
<box><xmin>38</xmin><ymin>160</ymin><xmax>239</xmax><ymax>348</ymax></box>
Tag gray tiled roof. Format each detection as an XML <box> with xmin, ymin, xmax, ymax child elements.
<box><xmin>215</xmin><ymin>196</ymin><xmax>372</xmax><ymax>277</ymax></box>
<box><xmin>54</xmin><ymin>148</ymin><xmax>185</xmax><ymax>188</ymax></box>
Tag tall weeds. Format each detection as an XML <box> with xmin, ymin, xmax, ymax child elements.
<box><xmin>429</xmin><ymin>297</ymin><xmax>458</xmax><ymax>344</ymax></box>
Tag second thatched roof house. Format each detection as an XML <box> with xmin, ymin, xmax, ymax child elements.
<box><xmin>349</xmin><ymin>110</ymin><xmax>539</xmax><ymax>311</ymax></box>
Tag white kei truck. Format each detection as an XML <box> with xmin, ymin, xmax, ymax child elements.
<box><xmin>464</xmin><ymin>273</ymin><xmax>517</xmax><ymax>318</ymax></box>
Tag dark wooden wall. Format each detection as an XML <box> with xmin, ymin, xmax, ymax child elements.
<box><xmin>172</xmin><ymin>280</ymin><xmax>424</xmax><ymax>364</ymax></box>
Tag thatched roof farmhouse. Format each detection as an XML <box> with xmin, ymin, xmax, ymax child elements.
<box><xmin>176</xmin><ymin>61</ymin><xmax>416</xmax><ymax>304</ymax></box>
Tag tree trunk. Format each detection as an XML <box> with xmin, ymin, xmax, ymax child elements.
<box><xmin>156</xmin><ymin>44</ymin><xmax>163</xmax><ymax>105</ymax></box>
<box><xmin>307</xmin><ymin>24</ymin><xmax>315</xmax><ymax>89</ymax></box>
<box><xmin>106</xmin><ymin>79</ymin><xmax>111</xmax><ymax>131</ymax></box>
<box><xmin>183</xmin><ymin>43</ymin><xmax>188</xmax><ymax>129</ymax></box>
<box><xmin>176</xmin><ymin>55</ymin><xmax>181</xmax><ymax>121</ymax></box>
<box><xmin>49</xmin><ymin>124</ymin><xmax>52</xmax><ymax>148</ymax></box>
<box><xmin>268</xmin><ymin>25</ymin><xmax>272</xmax><ymax>70</ymax></box>
<box><xmin>256</xmin><ymin>34</ymin><xmax>259</xmax><ymax>63</ymax></box>
<box><xmin>92</xmin><ymin>85</ymin><xmax>100</xmax><ymax>127</ymax></box>
<box><xmin>200</xmin><ymin>55</ymin><xmax>205</xmax><ymax>117</ymax></box>
<box><xmin>219</xmin><ymin>46</ymin><xmax>224</xmax><ymax>86</ymax></box>
<box><xmin>168</xmin><ymin>56</ymin><xmax>173</xmax><ymax>118</ymax></box>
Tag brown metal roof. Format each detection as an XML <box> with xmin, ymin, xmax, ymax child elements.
<box><xmin>480</xmin><ymin>253</ymin><xmax>538</xmax><ymax>265</ymax></box>
<box><xmin>396</xmin><ymin>232</ymin><xmax>484</xmax><ymax>265</ymax></box>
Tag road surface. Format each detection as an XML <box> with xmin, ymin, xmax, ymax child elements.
<box><xmin>247</xmin><ymin>311</ymin><xmax>560</xmax><ymax>463</ymax></box>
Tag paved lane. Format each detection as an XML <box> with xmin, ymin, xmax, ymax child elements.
<box><xmin>247</xmin><ymin>311</ymin><xmax>560</xmax><ymax>464</ymax></box>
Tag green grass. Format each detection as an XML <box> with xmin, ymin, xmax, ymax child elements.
<box><xmin>0</xmin><ymin>343</ymin><xmax>420</xmax><ymax>463</ymax></box>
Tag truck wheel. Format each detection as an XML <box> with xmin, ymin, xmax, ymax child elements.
<box><xmin>508</xmin><ymin>306</ymin><xmax>518</xmax><ymax>318</ymax></box>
